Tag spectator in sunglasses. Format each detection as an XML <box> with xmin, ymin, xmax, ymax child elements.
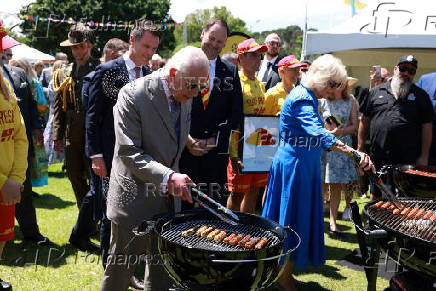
<box><xmin>358</xmin><ymin>55</ymin><xmax>435</xmax><ymax>200</ymax></box>
<box><xmin>256</xmin><ymin>33</ymin><xmax>282</xmax><ymax>91</ymax></box>
<box><xmin>3</xmin><ymin>48</ymin><xmax>12</xmax><ymax>64</ymax></box>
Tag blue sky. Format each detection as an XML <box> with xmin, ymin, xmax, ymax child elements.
<box><xmin>4</xmin><ymin>0</ymin><xmax>358</xmax><ymax>33</ymax></box>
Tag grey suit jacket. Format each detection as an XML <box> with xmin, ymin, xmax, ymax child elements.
<box><xmin>107</xmin><ymin>70</ymin><xmax>191</xmax><ymax>229</ymax></box>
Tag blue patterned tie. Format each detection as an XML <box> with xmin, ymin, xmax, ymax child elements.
<box><xmin>169</xmin><ymin>96</ymin><xmax>181</xmax><ymax>142</ymax></box>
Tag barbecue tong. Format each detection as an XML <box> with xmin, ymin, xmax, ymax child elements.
<box><xmin>190</xmin><ymin>187</ymin><xmax>240</xmax><ymax>225</ymax></box>
<box><xmin>351</xmin><ymin>151</ymin><xmax>401</xmax><ymax>207</ymax></box>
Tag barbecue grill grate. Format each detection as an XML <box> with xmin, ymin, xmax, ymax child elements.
<box><xmin>160</xmin><ymin>219</ymin><xmax>281</xmax><ymax>251</ymax></box>
<box><xmin>367</xmin><ymin>199</ymin><xmax>436</xmax><ymax>244</ymax></box>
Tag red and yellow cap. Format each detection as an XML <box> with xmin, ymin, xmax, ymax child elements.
<box><xmin>278</xmin><ymin>55</ymin><xmax>308</xmax><ymax>69</ymax></box>
<box><xmin>0</xmin><ymin>21</ymin><xmax>21</xmax><ymax>51</ymax></box>
<box><xmin>237</xmin><ymin>38</ymin><xmax>267</xmax><ymax>55</ymax></box>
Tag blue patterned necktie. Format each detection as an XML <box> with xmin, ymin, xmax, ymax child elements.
<box><xmin>169</xmin><ymin>96</ymin><xmax>181</xmax><ymax>142</ymax></box>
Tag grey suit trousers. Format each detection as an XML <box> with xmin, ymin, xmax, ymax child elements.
<box><xmin>100</xmin><ymin>221</ymin><xmax>172</xmax><ymax>291</ymax></box>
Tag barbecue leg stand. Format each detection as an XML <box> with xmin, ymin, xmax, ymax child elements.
<box><xmin>351</xmin><ymin>202</ymin><xmax>381</xmax><ymax>291</ymax></box>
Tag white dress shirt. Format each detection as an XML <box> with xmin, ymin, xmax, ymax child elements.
<box><xmin>257</xmin><ymin>56</ymin><xmax>278</xmax><ymax>81</ymax></box>
<box><xmin>123</xmin><ymin>53</ymin><xmax>145</xmax><ymax>81</ymax></box>
<box><xmin>209</xmin><ymin>58</ymin><xmax>217</xmax><ymax>92</ymax></box>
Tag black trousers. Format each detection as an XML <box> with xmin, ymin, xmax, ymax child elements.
<box><xmin>15</xmin><ymin>168</ymin><xmax>40</xmax><ymax>238</ymax></box>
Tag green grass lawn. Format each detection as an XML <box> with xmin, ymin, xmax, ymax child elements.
<box><xmin>0</xmin><ymin>164</ymin><xmax>389</xmax><ymax>290</ymax></box>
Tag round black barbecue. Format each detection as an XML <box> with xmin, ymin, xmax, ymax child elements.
<box><xmin>152</xmin><ymin>209</ymin><xmax>300</xmax><ymax>290</ymax></box>
<box><xmin>392</xmin><ymin>164</ymin><xmax>436</xmax><ymax>198</ymax></box>
<box><xmin>362</xmin><ymin>198</ymin><xmax>436</xmax><ymax>278</ymax></box>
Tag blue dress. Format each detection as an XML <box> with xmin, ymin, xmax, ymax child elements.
<box><xmin>262</xmin><ymin>85</ymin><xmax>337</xmax><ymax>269</ymax></box>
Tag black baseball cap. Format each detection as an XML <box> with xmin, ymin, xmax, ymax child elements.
<box><xmin>397</xmin><ymin>55</ymin><xmax>418</xmax><ymax>68</ymax></box>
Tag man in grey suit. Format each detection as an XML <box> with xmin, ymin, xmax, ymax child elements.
<box><xmin>100</xmin><ymin>46</ymin><xmax>209</xmax><ymax>291</ymax></box>
<box><xmin>39</xmin><ymin>52</ymin><xmax>68</xmax><ymax>88</ymax></box>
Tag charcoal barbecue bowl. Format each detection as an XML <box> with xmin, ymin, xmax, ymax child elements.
<box><xmin>153</xmin><ymin>209</ymin><xmax>298</xmax><ymax>290</ymax></box>
<box><xmin>392</xmin><ymin>165</ymin><xmax>436</xmax><ymax>198</ymax></box>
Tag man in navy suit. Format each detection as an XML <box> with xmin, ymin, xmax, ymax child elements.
<box><xmin>86</xmin><ymin>20</ymin><xmax>161</xmax><ymax>290</ymax></box>
<box><xmin>257</xmin><ymin>33</ymin><xmax>282</xmax><ymax>91</ymax></box>
<box><xmin>179</xmin><ymin>19</ymin><xmax>243</xmax><ymax>207</ymax></box>
<box><xmin>417</xmin><ymin>72</ymin><xmax>436</xmax><ymax>164</ymax></box>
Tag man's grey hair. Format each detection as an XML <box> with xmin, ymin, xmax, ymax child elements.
<box><xmin>302</xmin><ymin>54</ymin><xmax>347</xmax><ymax>92</ymax></box>
<box><xmin>164</xmin><ymin>46</ymin><xmax>208</xmax><ymax>75</ymax></box>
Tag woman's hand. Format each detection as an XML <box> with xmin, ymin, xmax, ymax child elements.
<box><xmin>328</xmin><ymin>125</ymin><xmax>344</xmax><ymax>136</ymax></box>
<box><xmin>354</xmin><ymin>150</ymin><xmax>375</xmax><ymax>176</ymax></box>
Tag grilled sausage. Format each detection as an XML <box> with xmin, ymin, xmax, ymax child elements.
<box><xmin>414</xmin><ymin>209</ymin><xmax>426</xmax><ymax>220</ymax></box>
<box><xmin>214</xmin><ymin>231</ymin><xmax>227</xmax><ymax>242</ymax></box>
<box><xmin>196</xmin><ymin>226</ymin><xmax>208</xmax><ymax>236</ymax></box>
<box><xmin>388</xmin><ymin>204</ymin><xmax>396</xmax><ymax>212</ymax></box>
<box><xmin>423</xmin><ymin>210</ymin><xmax>433</xmax><ymax>220</ymax></box>
<box><xmin>375</xmin><ymin>201</ymin><xmax>384</xmax><ymax>208</ymax></box>
<box><xmin>381</xmin><ymin>201</ymin><xmax>391</xmax><ymax>209</ymax></box>
<box><xmin>255</xmin><ymin>237</ymin><xmax>268</xmax><ymax>249</ymax></box>
<box><xmin>224</xmin><ymin>233</ymin><xmax>237</xmax><ymax>243</ymax></box>
<box><xmin>430</xmin><ymin>213</ymin><xmax>436</xmax><ymax>222</ymax></box>
<box><xmin>182</xmin><ymin>227</ymin><xmax>198</xmax><ymax>237</ymax></box>
<box><xmin>393</xmin><ymin>208</ymin><xmax>401</xmax><ymax>215</ymax></box>
<box><xmin>407</xmin><ymin>208</ymin><xmax>419</xmax><ymax>219</ymax></box>
<box><xmin>238</xmin><ymin>235</ymin><xmax>251</xmax><ymax>247</ymax></box>
<box><xmin>245</xmin><ymin>237</ymin><xmax>261</xmax><ymax>249</ymax></box>
<box><xmin>400</xmin><ymin>207</ymin><xmax>411</xmax><ymax>216</ymax></box>
<box><xmin>201</xmin><ymin>226</ymin><xmax>215</xmax><ymax>237</ymax></box>
<box><xmin>229</xmin><ymin>234</ymin><xmax>244</xmax><ymax>246</ymax></box>
<box><xmin>207</xmin><ymin>229</ymin><xmax>221</xmax><ymax>241</ymax></box>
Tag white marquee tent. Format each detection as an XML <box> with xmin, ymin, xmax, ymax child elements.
<box><xmin>11</xmin><ymin>43</ymin><xmax>55</xmax><ymax>63</ymax></box>
<box><xmin>305</xmin><ymin>0</ymin><xmax>436</xmax><ymax>87</ymax></box>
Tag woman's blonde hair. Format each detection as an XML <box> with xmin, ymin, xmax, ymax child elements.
<box><xmin>14</xmin><ymin>57</ymin><xmax>38</xmax><ymax>81</ymax></box>
<box><xmin>302</xmin><ymin>54</ymin><xmax>347</xmax><ymax>92</ymax></box>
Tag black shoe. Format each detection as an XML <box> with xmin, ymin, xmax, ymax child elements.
<box><xmin>32</xmin><ymin>191</ymin><xmax>41</xmax><ymax>198</ymax></box>
<box><xmin>69</xmin><ymin>237</ymin><xmax>101</xmax><ymax>253</ymax></box>
<box><xmin>24</xmin><ymin>233</ymin><xmax>50</xmax><ymax>245</ymax></box>
<box><xmin>129</xmin><ymin>276</ymin><xmax>144</xmax><ymax>290</ymax></box>
<box><xmin>0</xmin><ymin>278</ymin><xmax>12</xmax><ymax>290</ymax></box>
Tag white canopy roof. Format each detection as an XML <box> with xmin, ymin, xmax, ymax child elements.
<box><xmin>11</xmin><ymin>44</ymin><xmax>55</xmax><ymax>63</ymax></box>
<box><xmin>305</xmin><ymin>0</ymin><xmax>436</xmax><ymax>55</ymax></box>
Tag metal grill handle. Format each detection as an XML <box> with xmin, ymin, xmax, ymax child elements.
<box><xmin>210</xmin><ymin>226</ymin><xmax>301</xmax><ymax>263</ymax></box>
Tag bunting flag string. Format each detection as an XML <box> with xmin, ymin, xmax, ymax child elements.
<box><xmin>0</xmin><ymin>11</ymin><xmax>180</xmax><ymax>30</ymax></box>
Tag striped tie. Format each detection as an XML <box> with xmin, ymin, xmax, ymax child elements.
<box><xmin>201</xmin><ymin>75</ymin><xmax>209</xmax><ymax>110</ymax></box>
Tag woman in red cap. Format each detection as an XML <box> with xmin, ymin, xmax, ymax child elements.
<box><xmin>0</xmin><ymin>23</ymin><xmax>28</xmax><ymax>290</ymax></box>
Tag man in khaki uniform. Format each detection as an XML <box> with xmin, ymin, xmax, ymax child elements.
<box><xmin>53</xmin><ymin>24</ymin><xmax>100</xmax><ymax>208</ymax></box>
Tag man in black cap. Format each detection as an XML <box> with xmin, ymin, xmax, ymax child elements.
<box><xmin>358</xmin><ymin>55</ymin><xmax>435</xmax><ymax>200</ymax></box>
<box><xmin>52</xmin><ymin>24</ymin><xmax>100</xmax><ymax>250</ymax></box>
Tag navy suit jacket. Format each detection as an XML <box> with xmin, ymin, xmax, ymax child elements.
<box><xmin>188</xmin><ymin>56</ymin><xmax>243</xmax><ymax>157</ymax></box>
<box><xmin>264</xmin><ymin>56</ymin><xmax>282</xmax><ymax>91</ymax></box>
<box><xmin>86</xmin><ymin>56</ymin><xmax>151</xmax><ymax>171</ymax></box>
<box><xmin>3</xmin><ymin>64</ymin><xmax>43</xmax><ymax>157</ymax></box>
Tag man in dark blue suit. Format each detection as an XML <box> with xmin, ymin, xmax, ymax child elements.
<box><xmin>180</xmin><ymin>19</ymin><xmax>243</xmax><ymax>207</ymax></box>
<box><xmin>86</xmin><ymin>20</ymin><xmax>161</xmax><ymax>290</ymax></box>
<box><xmin>417</xmin><ymin>72</ymin><xmax>436</xmax><ymax>164</ymax></box>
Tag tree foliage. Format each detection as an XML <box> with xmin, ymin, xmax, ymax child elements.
<box><xmin>173</xmin><ymin>6</ymin><xmax>249</xmax><ymax>54</ymax></box>
<box><xmin>18</xmin><ymin>0</ymin><xmax>176</xmax><ymax>59</ymax></box>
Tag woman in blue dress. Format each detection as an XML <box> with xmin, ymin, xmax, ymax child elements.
<box><xmin>262</xmin><ymin>54</ymin><xmax>374</xmax><ymax>291</ymax></box>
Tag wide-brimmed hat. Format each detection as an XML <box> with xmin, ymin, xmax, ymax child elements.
<box><xmin>60</xmin><ymin>24</ymin><xmax>94</xmax><ymax>47</ymax></box>
<box><xmin>237</xmin><ymin>38</ymin><xmax>267</xmax><ymax>55</ymax></box>
<box><xmin>347</xmin><ymin>77</ymin><xmax>358</xmax><ymax>87</ymax></box>
<box><xmin>278</xmin><ymin>55</ymin><xmax>308</xmax><ymax>69</ymax></box>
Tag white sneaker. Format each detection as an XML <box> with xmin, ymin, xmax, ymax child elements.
<box><xmin>342</xmin><ymin>207</ymin><xmax>351</xmax><ymax>221</ymax></box>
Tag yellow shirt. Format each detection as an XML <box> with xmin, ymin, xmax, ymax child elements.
<box><xmin>0</xmin><ymin>85</ymin><xmax>28</xmax><ymax>189</ymax></box>
<box><xmin>264</xmin><ymin>82</ymin><xmax>292</xmax><ymax>115</ymax></box>
<box><xmin>230</xmin><ymin>71</ymin><xmax>266</xmax><ymax>157</ymax></box>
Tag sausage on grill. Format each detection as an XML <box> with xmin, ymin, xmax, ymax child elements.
<box><xmin>381</xmin><ymin>202</ymin><xmax>391</xmax><ymax>209</ymax></box>
<box><xmin>375</xmin><ymin>201</ymin><xmax>384</xmax><ymax>208</ymax></box>
<box><xmin>245</xmin><ymin>237</ymin><xmax>261</xmax><ymax>249</ymax></box>
<box><xmin>388</xmin><ymin>204</ymin><xmax>396</xmax><ymax>212</ymax></box>
<box><xmin>393</xmin><ymin>208</ymin><xmax>401</xmax><ymax>215</ymax></box>
<box><xmin>423</xmin><ymin>210</ymin><xmax>433</xmax><ymax>220</ymax></box>
<box><xmin>400</xmin><ymin>207</ymin><xmax>411</xmax><ymax>216</ymax></box>
<box><xmin>214</xmin><ymin>231</ymin><xmax>227</xmax><ymax>242</ymax></box>
<box><xmin>196</xmin><ymin>226</ymin><xmax>208</xmax><ymax>236</ymax></box>
<box><xmin>224</xmin><ymin>233</ymin><xmax>237</xmax><ymax>243</ymax></box>
<box><xmin>238</xmin><ymin>235</ymin><xmax>251</xmax><ymax>247</ymax></box>
<box><xmin>407</xmin><ymin>208</ymin><xmax>419</xmax><ymax>219</ymax></box>
<box><xmin>182</xmin><ymin>227</ymin><xmax>197</xmax><ymax>237</ymax></box>
<box><xmin>207</xmin><ymin>229</ymin><xmax>221</xmax><ymax>241</ymax></box>
<box><xmin>229</xmin><ymin>234</ymin><xmax>244</xmax><ymax>246</ymax></box>
<box><xmin>201</xmin><ymin>226</ymin><xmax>215</xmax><ymax>237</ymax></box>
<box><xmin>255</xmin><ymin>237</ymin><xmax>268</xmax><ymax>249</ymax></box>
<box><xmin>414</xmin><ymin>209</ymin><xmax>426</xmax><ymax>220</ymax></box>
<box><xmin>430</xmin><ymin>213</ymin><xmax>436</xmax><ymax>222</ymax></box>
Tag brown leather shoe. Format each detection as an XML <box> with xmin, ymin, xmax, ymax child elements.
<box><xmin>129</xmin><ymin>276</ymin><xmax>144</xmax><ymax>290</ymax></box>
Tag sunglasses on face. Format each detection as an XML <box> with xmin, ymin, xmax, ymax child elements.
<box><xmin>398</xmin><ymin>65</ymin><xmax>416</xmax><ymax>75</ymax></box>
<box><xmin>328</xmin><ymin>80</ymin><xmax>342</xmax><ymax>89</ymax></box>
<box><xmin>6</xmin><ymin>53</ymin><xmax>12</xmax><ymax>58</ymax></box>
<box><xmin>300</xmin><ymin>68</ymin><xmax>308</xmax><ymax>72</ymax></box>
<box><xmin>268</xmin><ymin>41</ymin><xmax>280</xmax><ymax>47</ymax></box>
<box><xmin>185</xmin><ymin>80</ymin><xmax>207</xmax><ymax>91</ymax></box>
